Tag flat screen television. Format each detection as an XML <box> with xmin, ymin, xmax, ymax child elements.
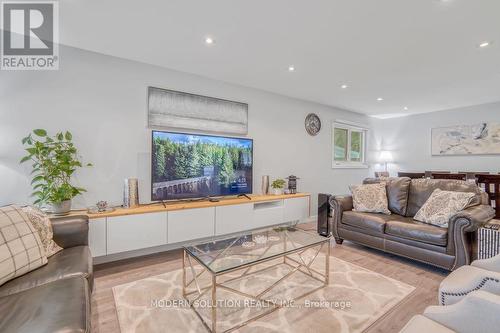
<box><xmin>151</xmin><ymin>131</ymin><xmax>253</xmax><ymax>201</ymax></box>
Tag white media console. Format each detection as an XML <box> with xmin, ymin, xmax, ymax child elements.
<box><xmin>82</xmin><ymin>194</ymin><xmax>310</xmax><ymax>263</ymax></box>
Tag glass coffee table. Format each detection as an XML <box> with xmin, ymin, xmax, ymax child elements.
<box><xmin>182</xmin><ymin>225</ymin><xmax>331</xmax><ymax>332</ymax></box>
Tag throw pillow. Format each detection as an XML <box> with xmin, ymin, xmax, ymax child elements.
<box><xmin>414</xmin><ymin>189</ymin><xmax>476</xmax><ymax>228</ymax></box>
<box><xmin>22</xmin><ymin>206</ymin><xmax>63</xmax><ymax>257</ymax></box>
<box><xmin>349</xmin><ymin>183</ymin><xmax>391</xmax><ymax>215</ymax></box>
<box><xmin>0</xmin><ymin>205</ymin><xmax>47</xmax><ymax>286</ymax></box>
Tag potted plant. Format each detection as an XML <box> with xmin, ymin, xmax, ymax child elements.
<box><xmin>20</xmin><ymin>129</ymin><xmax>92</xmax><ymax>215</ymax></box>
<box><xmin>270</xmin><ymin>178</ymin><xmax>286</xmax><ymax>195</ymax></box>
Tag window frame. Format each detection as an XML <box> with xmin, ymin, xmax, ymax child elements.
<box><xmin>332</xmin><ymin>121</ymin><xmax>368</xmax><ymax>169</ymax></box>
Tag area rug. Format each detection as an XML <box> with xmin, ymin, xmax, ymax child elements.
<box><xmin>112</xmin><ymin>255</ymin><xmax>415</xmax><ymax>333</ymax></box>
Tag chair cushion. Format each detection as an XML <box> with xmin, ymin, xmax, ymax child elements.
<box><xmin>342</xmin><ymin>211</ymin><xmax>394</xmax><ymax>233</ymax></box>
<box><xmin>0</xmin><ymin>276</ymin><xmax>90</xmax><ymax>333</ymax></box>
<box><xmin>0</xmin><ymin>245</ymin><xmax>92</xmax><ymax>297</ymax></box>
<box><xmin>364</xmin><ymin>177</ymin><xmax>411</xmax><ymax>215</ymax></box>
<box><xmin>385</xmin><ymin>219</ymin><xmax>448</xmax><ymax>246</ymax></box>
<box><xmin>406</xmin><ymin>178</ymin><xmax>481</xmax><ymax>217</ymax></box>
<box><xmin>399</xmin><ymin>315</ymin><xmax>454</xmax><ymax>333</ymax></box>
<box><xmin>439</xmin><ymin>265</ymin><xmax>500</xmax><ymax>305</ymax></box>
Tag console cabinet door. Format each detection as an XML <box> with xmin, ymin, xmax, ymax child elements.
<box><xmin>253</xmin><ymin>200</ymin><xmax>284</xmax><ymax>228</ymax></box>
<box><xmin>88</xmin><ymin>218</ymin><xmax>106</xmax><ymax>257</ymax></box>
<box><xmin>107</xmin><ymin>212</ymin><xmax>167</xmax><ymax>254</ymax></box>
<box><xmin>215</xmin><ymin>203</ymin><xmax>253</xmax><ymax>235</ymax></box>
<box><xmin>283</xmin><ymin>197</ymin><xmax>310</xmax><ymax>222</ymax></box>
<box><xmin>168</xmin><ymin>207</ymin><xmax>215</xmax><ymax>244</ymax></box>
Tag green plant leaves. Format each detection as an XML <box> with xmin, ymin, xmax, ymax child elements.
<box><xmin>31</xmin><ymin>175</ymin><xmax>44</xmax><ymax>184</ymax></box>
<box><xmin>33</xmin><ymin>129</ymin><xmax>47</xmax><ymax>137</ymax></box>
<box><xmin>21</xmin><ymin>129</ymin><xmax>92</xmax><ymax>206</ymax></box>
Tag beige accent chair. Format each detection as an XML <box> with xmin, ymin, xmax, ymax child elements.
<box><xmin>439</xmin><ymin>254</ymin><xmax>500</xmax><ymax>305</ymax></box>
<box><xmin>400</xmin><ymin>291</ymin><xmax>500</xmax><ymax>333</ymax></box>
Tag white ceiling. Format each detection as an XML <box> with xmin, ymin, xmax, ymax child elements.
<box><xmin>59</xmin><ymin>0</ymin><xmax>500</xmax><ymax>117</ymax></box>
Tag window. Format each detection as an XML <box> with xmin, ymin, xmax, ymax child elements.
<box><xmin>333</xmin><ymin>122</ymin><xmax>367</xmax><ymax>168</ymax></box>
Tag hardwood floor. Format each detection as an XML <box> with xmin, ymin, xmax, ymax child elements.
<box><xmin>91</xmin><ymin>223</ymin><xmax>448</xmax><ymax>333</ymax></box>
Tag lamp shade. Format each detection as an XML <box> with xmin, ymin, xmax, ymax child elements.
<box><xmin>379</xmin><ymin>151</ymin><xmax>393</xmax><ymax>163</ymax></box>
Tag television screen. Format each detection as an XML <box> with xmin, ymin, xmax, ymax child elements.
<box><xmin>151</xmin><ymin>131</ymin><xmax>253</xmax><ymax>201</ymax></box>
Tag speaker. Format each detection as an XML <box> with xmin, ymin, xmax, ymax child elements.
<box><xmin>317</xmin><ymin>193</ymin><xmax>331</xmax><ymax>236</ymax></box>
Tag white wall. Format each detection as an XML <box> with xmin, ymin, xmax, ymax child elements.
<box><xmin>0</xmin><ymin>46</ymin><xmax>370</xmax><ymax>209</ymax></box>
<box><xmin>370</xmin><ymin>102</ymin><xmax>500</xmax><ymax>175</ymax></box>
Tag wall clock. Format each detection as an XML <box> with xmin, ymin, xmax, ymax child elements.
<box><xmin>305</xmin><ymin>113</ymin><xmax>321</xmax><ymax>136</ymax></box>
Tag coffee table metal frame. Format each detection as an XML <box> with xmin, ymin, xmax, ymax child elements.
<box><xmin>182</xmin><ymin>230</ymin><xmax>330</xmax><ymax>333</ymax></box>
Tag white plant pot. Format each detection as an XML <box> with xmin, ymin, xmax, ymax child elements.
<box><xmin>270</xmin><ymin>188</ymin><xmax>284</xmax><ymax>195</ymax></box>
<box><xmin>50</xmin><ymin>200</ymin><xmax>72</xmax><ymax>216</ymax></box>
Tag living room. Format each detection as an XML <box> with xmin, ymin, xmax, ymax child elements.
<box><xmin>1</xmin><ymin>1</ymin><xmax>500</xmax><ymax>332</ymax></box>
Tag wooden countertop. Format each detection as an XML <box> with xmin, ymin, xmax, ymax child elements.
<box><xmin>64</xmin><ymin>193</ymin><xmax>311</xmax><ymax>219</ymax></box>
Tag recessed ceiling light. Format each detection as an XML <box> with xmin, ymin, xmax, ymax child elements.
<box><xmin>404</xmin><ymin>106</ymin><xmax>409</xmax><ymax>110</ymax></box>
<box><xmin>377</xmin><ymin>97</ymin><xmax>384</xmax><ymax>101</ymax></box>
<box><xmin>341</xmin><ymin>84</ymin><xmax>348</xmax><ymax>89</ymax></box>
<box><xmin>205</xmin><ymin>37</ymin><xmax>214</xmax><ymax>45</ymax></box>
<box><xmin>479</xmin><ymin>41</ymin><xmax>491</xmax><ymax>48</ymax></box>
<box><xmin>288</xmin><ymin>66</ymin><xmax>295</xmax><ymax>72</ymax></box>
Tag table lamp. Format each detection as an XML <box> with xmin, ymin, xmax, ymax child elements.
<box><xmin>379</xmin><ymin>151</ymin><xmax>393</xmax><ymax>172</ymax></box>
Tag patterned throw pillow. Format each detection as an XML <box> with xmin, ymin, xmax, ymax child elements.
<box><xmin>349</xmin><ymin>183</ymin><xmax>391</xmax><ymax>215</ymax></box>
<box><xmin>22</xmin><ymin>206</ymin><xmax>63</xmax><ymax>257</ymax></box>
<box><xmin>414</xmin><ymin>189</ymin><xmax>476</xmax><ymax>228</ymax></box>
<box><xmin>0</xmin><ymin>205</ymin><xmax>47</xmax><ymax>286</ymax></box>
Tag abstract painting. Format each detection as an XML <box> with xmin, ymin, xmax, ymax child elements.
<box><xmin>148</xmin><ymin>87</ymin><xmax>248</xmax><ymax>134</ymax></box>
<box><xmin>431</xmin><ymin>122</ymin><xmax>500</xmax><ymax>155</ymax></box>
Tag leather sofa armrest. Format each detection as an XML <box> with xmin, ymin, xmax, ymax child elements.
<box><xmin>329</xmin><ymin>195</ymin><xmax>353</xmax><ymax>214</ymax></box>
<box><xmin>51</xmin><ymin>215</ymin><xmax>89</xmax><ymax>249</ymax></box>
<box><xmin>328</xmin><ymin>195</ymin><xmax>353</xmax><ymax>238</ymax></box>
<box><xmin>447</xmin><ymin>204</ymin><xmax>495</xmax><ymax>269</ymax></box>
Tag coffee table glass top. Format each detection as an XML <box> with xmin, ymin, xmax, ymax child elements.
<box><xmin>184</xmin><ymin>226</ymin><xmax>329</xmax><ymax>274</ymax></box>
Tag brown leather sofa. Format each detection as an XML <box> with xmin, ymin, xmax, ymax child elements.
<box><xmin>0</xmin><ymin>215</ymin><xmax>93</xmax><ymax>333</ymax></box>
<box><xmin>329</xmin><ymin>178</ymin><xmax>495</xmax><ymax>271</ymax></box>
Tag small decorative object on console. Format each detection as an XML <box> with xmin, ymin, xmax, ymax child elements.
<box><xmin>123</xmin><ymin>178</ymin><xmax>139</xmax><ymax>208</ymax></box>
<box><xmin>270</xmin><ymin>178</ymin><xmax>286</xmax><ymax>195</ymax></box>
<box><xmin>87</xmin><ymin>201</ymin><xmax>116</xmax><ymax>214</ymax></box>
<box><xmin>305</xmin><ymin>113</ymin><xmax>321</xmax><ymax>136</ymax></box>
<box><xmin>261</xmin><ymin>175</ymin><xmax>270</xmax><ymax>195</ymax></box>
<box><xmin>96</xmin><ymin>201</ymin><xmax>108</xmax><ymax>212</ymax></box>
<box><xmin>286</xmin><ymin>175</ymin><xmax>300</xmax><ymax>194</ymax></box>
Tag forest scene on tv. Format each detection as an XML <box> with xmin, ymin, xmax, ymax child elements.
<box><xmin>152</xmin><ymin>132</ymin><xmax>253</xmax><ymax>200</ymax></box>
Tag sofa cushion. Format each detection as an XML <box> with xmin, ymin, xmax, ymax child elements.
<box><xmin>342</xmin><ymin>211</ymin><xmax>394</xmax><ymax>233</ymax></box>
<box><xmin>414</xmin><ymin>189</ymin><xmax>476</xmax><ymax>228</ymax></box>
<box><xmin>22</xmin><ymin>206</ymin><xmax>63</xmax><ymax>258</ymax></box>
<box><xmin>349</xmin><ymin>183</ymin><xmax>391</xmax><ymax>215</ymax></box>
<box><xmin>385</xmin><ymin>219</ymin><xmax>448</xmax><ymax>246</ymax></box>
<box><xmin>406</xmin><ymin>179</ymin><xmax>482</xmax><ymax>217</ymax></box>
<box><xmin>0</xmin><ymin>245</ymin><xmax>92</xmax><ymax>297</ymax></box>
<box><xmin>364</xmin><ymin>177</ymin><xmax>411</xmax><ymax>215</ymax></box>
<box><xmin>0</xmin><ymin>205</ymin><xmax>47</xmax><ymax>287</ymax></box>
<box><xmin>0</xmin><ymin>276</ymin><xmax>90</xmax><ymax>333</ymax></box>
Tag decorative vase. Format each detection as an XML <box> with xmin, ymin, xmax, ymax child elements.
<box><xmin>51</xmin><ymin>200</ymin><xmax>72</xmax><ymax>215</ymax></box>
<box><xmin>123</xmin><ymin>178</ymin><xmax>139</xmax><ymax>208</ymax></box>
<box><xmin>261</xmin><ymin>175</ymin><xmax>270</xmax><ymax>195</ymax></box>
<box><xmin>270</xmin><ymin>188</ymin><xmax>283</xmax><ymax>195</ymax></box>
